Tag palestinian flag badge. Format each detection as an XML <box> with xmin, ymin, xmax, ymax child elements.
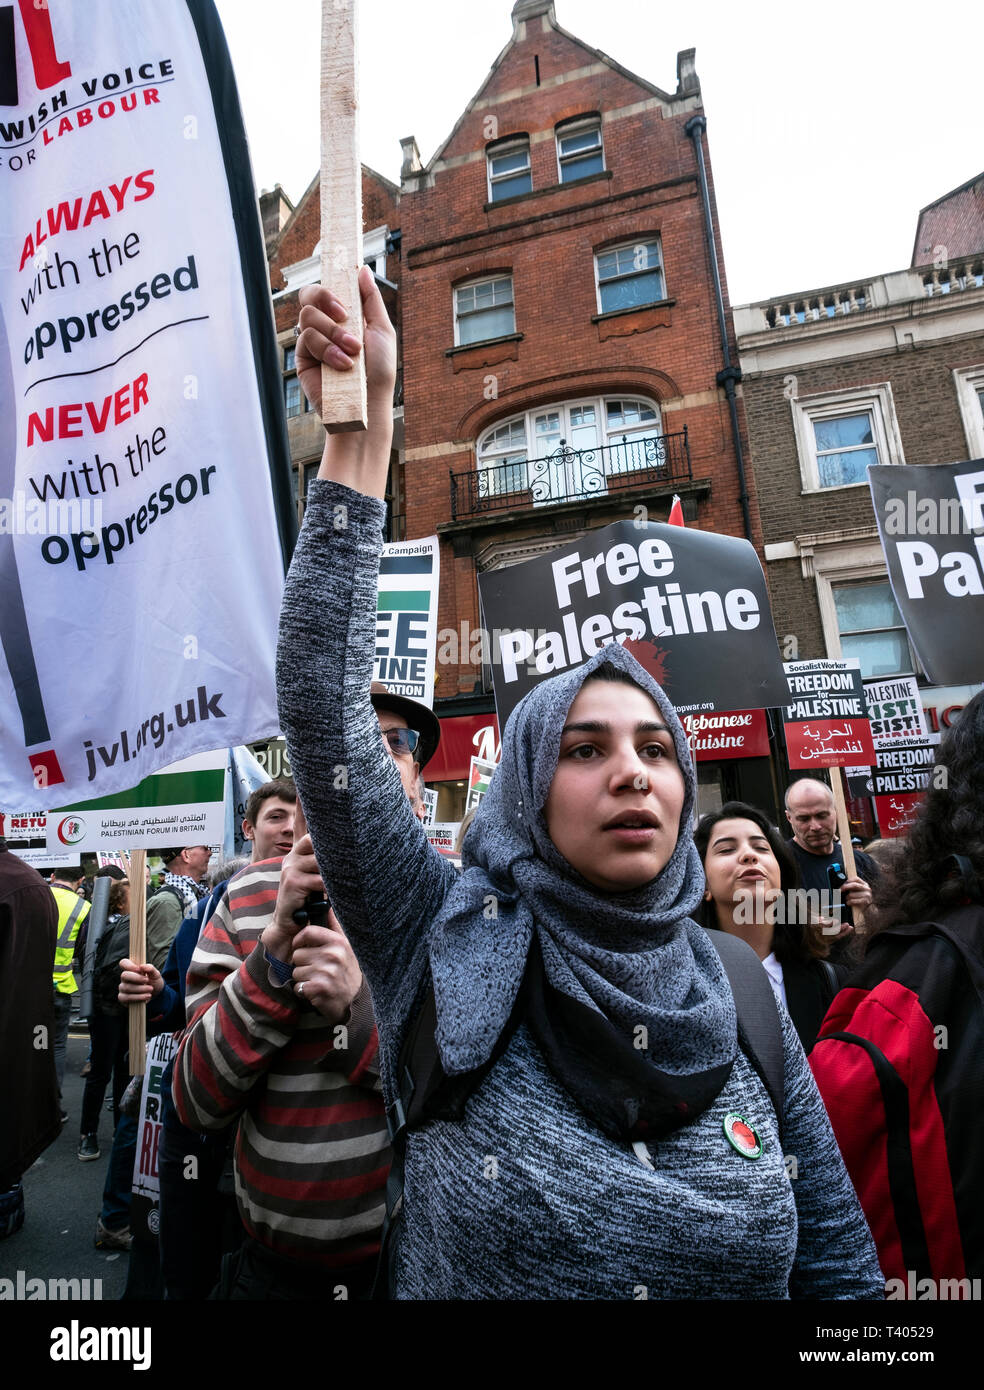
<box><xmin>723</xmin><ymin>1112</ymin><xmax>762</xmax><ymax>1159</ymax></box>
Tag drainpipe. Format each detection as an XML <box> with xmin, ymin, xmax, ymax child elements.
<box><xmin>684</xmin><ymin>114</ymin><xmax>753</xmax><ymax>542</ymax></box>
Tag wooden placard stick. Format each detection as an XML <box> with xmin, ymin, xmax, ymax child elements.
<box><xmin>128</xmin><ymin>848</ymin><xmax>147</xmax><ymax>1074</ymax></box>
<box><xmin>829</xmin><ymin>765</ymin><xmax>865</xmax><ymax>932</ymax></box>
<box><xmin>320</xmin><ymin>0</ymin><xmax>367</xmax><ymax>432</ymax></box>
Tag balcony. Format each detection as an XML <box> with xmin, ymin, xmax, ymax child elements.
<box><xmin>449</xmin><ymin>428</ymin><xmax>692</xmax><ymax>520</ymax></box>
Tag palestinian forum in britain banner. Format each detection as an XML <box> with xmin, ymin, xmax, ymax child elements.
<box><xmin>0</xmin><ymin>1</ymin><xmax>294</xmax><ymax>809</ymax></box>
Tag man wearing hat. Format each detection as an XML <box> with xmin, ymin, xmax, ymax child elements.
<box><xmin>146</xmin><ymin>844</ymin><xmax>211</xmax><ymax>971</ymax></box>
<box><xmin>369</xmin><ymin>681</ymin><xmax>441</xmax><ymax>818</ymax></box>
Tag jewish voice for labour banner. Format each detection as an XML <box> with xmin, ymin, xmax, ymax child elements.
<box><xmin>0</xmin><ymin>1</ymin><xmax>294</xmax><ymax>809</ymax></box>
<box><xmin>478</xmin><ymin>519</ymin><xmax>790</xmax><ymax>725</ymax></box>
<box><xmin>868</xmin><ymin>460</ymin><xmax>984</xmax><ymax>685</ymax></box>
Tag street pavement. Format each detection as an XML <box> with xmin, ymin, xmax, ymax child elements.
<box><xmin>0</xmin><ymin>1028</ymin><xmax>129</xmax><ymax>1300</ymax></box>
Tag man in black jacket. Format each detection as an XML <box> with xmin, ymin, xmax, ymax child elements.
<box><xmin>785</xmin><ymin>777</ymin><xmax>877</xmax><ymax>924</ymax></box>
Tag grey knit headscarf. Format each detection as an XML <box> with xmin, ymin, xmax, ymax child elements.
<box><xmin>428</xmin><ymin>641</ymin><xmax>737</xmax><ymax>1081</ymax></box>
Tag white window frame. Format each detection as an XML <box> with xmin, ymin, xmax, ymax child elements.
<box><xmin>486</xmin><ymin>138</ymin><xmax>532</xmax><ymax>203</ymax></box>
<box><xmin>807</xmin><ymin>538</ymin><xmax>918</xmax><ymax>678</ymax></box>
<box><xmin>790</xmin><ymin>383</ymin><xmax>904</xmax><ymax>494</ymax></box>
<box><xmin>476</xmin><ymin>394</ymin><xmax>663</xmax><ymax>500</ymax></box>
<box><xmin>953</xmin><ymin>364</ymin><xmax>984</xmax><ymax>458</ymax></box>
<box><xmin>555</xmin><ymin>117</ymin><xmax>605</xmax><ymax>185</ymax></box>
<box><xmin>362</xmin><ymin>225</ymin><xmax>388</xmax><ymax>282</ymax></box>
<box><xmin>275</xmin><ymin>226</ymin><xmax>390</xmax><ymax>297</ymax></box>
<box><xmin>594</xmin><ymin>238</ymin><xmax>665</xmax><ymax>315</ymax></box>
<box><xmin>282</xmin><ymin>343</ymin><xmax>311</xmax><ymax>420</ymax></box>
<box><xmin>829</xmin><ymin>574</ymin><xmax>916</xmax><ymax>679</ymax></box>
<box><xmin>453</xmin><ymin>275</ymin><xmax>515</xmax><ymax>347</ymax></box>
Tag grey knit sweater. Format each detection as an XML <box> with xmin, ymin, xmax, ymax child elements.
<box><xmin>277</xmin><ymin>480</ymin><xmax>884</xmax><ymax>1300</ymax></box>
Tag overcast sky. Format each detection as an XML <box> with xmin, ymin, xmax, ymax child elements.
<box><xmin>213</xmin><ymin>0</ymin><xmax>982</xmax><ymax>305</ymax></box>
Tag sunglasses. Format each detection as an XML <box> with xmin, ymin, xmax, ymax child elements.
<box><xmin>382</xmin><ymin>727</ymin><xmax>420</xmax><ymax>758</ymax></box>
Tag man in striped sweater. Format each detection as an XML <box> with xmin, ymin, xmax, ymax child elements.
<box><xmin>172</xmin><ymin>832</ymin><xmax>388</xmax><ymax>1298</ymax></box>
<box><xmin>173</xmin><ymin>692</ymin><xmax>440</xmax><ymax>1299</ymax></box>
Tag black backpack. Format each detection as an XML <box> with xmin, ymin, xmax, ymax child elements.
<box><xmin>92</xmin><ymin>913</ymin><xmax>132</xmax><ymax>1016</ymax></box>
<box><xmin>374</xmin><ymin>931</ymin><xmax>784</xmax><ymax>1298</ymax></box>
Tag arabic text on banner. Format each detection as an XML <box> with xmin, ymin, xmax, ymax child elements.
<box><xmin>45</xmin><ymin>748</ymin><xmax>226</xmax><ymax>853</ymax></box>
<box><xmin>782</xmin><ymin>659</ymin><xmax>876</xmax><ymax>768</ymax></box>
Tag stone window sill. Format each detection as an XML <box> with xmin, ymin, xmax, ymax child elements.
<box><xmin>446</xmin><ymin>333</ymin><xmax>524</xmax><ymax>358</ymax></box>
<box><xmin>483</xmin><ymin>170</ymin><xmax>613</xmax><ymax>212</ymax></box>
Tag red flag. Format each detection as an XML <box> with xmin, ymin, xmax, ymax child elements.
<box><xmin>667</xmin><ymin>495</ymin><xmax>685</xmax><ymax>527</ymax></box>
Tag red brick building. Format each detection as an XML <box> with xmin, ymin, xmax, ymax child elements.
<box><xmin>262</xmin><ymin>1</ymin><xmax>776</xmax><ymax>818</ymax></box>
<box><xmin>912</xmin><ymin>171</ymin><xmax>984</xmax><ymax>268</ymax></box>
<box><xmin>263</xmin><ymin>165</ymin><xmax>403</xmax><ymax>533</ymax></box>
<box><xmin>396</xmin><ymin>0</ymin><xmax>771</xmax><ymax>816</ymax></box>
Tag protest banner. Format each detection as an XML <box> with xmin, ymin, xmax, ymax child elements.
<box><xmin>466</xmin><ymin>755</ymin><xmax>497</xmax><ymax>813</ymax></box>
<box><xmin>129</xmin><ymin>1031</ymin><xmax>177</xmax><ymax>1242</ymax></box>
<box><xmin>96</xmin><ymin>850</ymin><xmax>130</xmax><ymax>874</ymax></box>
<box><xmin>0</xmin><ymin>1</ymin><xmax>294</xmax><ymax>810</ymax></box>
<box><xmin>782</xmin><ymin>659</ymin><xmax>877</xmax><ymax>908</ymax></box>
<box><xmin>874</xmin><ymin>792</ymin><xmax>924</xmax><ymax>838</ymax></box>
<box><xmin>375</xmin><ymin>537</ymin><xmax>440</xmax><ymax>707</ymax></box>
<box><xmin>421</xmin><ymin>786</ymin><xmax>438</xmax><ymax>828</ymax></box>
<box><xmin>870</xmin><ymin>743</ymin><xmax>937</xmax><ymax>797</ymax></box>
<box><xmin>0</xmin><ymin>807</ymin><xmax>64</xmax><ymax>867</ymax></box>
<box><xmin>862</xmin><ymin>675</ymin><xmax>929</xmax><ymax>749</ymax></box>
<box><xmin>857</xmin><ymin>677</ymin><xmax>932</xmax><ymax>835</ymax></box>
<box><xmin>45</xmin><ymin>749</ymin><xmax>226</xmax><ymax>854</ymax></box>
<box><xmin>479</xmin><ymin>519</ymin><xmax>789</xmax><ymax>725</ymax></box>
<box><xmin>782</xmin><ymin>660</ymin><xmax>876</xmax><ymax>768</ymax></box>
<box><xmin>427</xmin><ymin>822</ymin><xmax>460</xmax><ymax>855</ymax></box>
<box><xmin>868</xmin><ymin>460</ymin><xmax>984</xmax><ymax>684</ymax></box>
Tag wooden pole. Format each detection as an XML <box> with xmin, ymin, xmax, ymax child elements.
<box><xmin>320</xmin><ymin>0</ymin><xmax>367</xmax><ymax>433</ymax></box>
<box><xmin>128</xmin><ymin>848</ymin><xmax>147</xmax><ymax>1074</ymax></box>
<box><xmin>829</xmin><ymin>765</ymin><xmax>865</xmax><ymax>932</ymax></box>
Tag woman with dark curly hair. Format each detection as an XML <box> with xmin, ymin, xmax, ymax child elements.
<box><xmin>811</xmin><ymin>689</ymin><xmax>984</xmax><ymax>1286</ymax></box>
<box><xmin>695</xmin><ymin>802</ymin><xmax>845</xmax><ymax>1053</ymax></box>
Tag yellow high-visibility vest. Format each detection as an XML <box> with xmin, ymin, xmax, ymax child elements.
<box><xmin>51</xmin><ymin>885</ymin><xmax>90</xmax><ymax>995</ymax></box>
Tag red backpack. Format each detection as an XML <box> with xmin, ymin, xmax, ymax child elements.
<box><xmin>810</xmin><ymin>904</ymin><xmax>984</xmax><ymax>1287</ymax></box>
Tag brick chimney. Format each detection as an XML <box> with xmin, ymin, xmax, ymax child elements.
<box><xmin>512</xmin><ymin>0</ymin><xmax>555</xmax><ymax>36</ymax></box>
<box><xmin>258</xmin><ymin>184</ymin><xmax>293</xmax><ymax>255</ymax></box>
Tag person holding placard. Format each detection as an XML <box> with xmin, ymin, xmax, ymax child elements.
<box><xmin>275</xmin><ymin>271</ymin><xmax>883</xmax><ymax>1300</ymax></box>
<box><xmin>784</xmin><ymin>778</ymin><xmax>877</xmax><ymax>922</ymax></box>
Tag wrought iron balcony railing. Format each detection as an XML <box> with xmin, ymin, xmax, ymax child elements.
<box><xmin>450</xmin><ymin>428</ymin><xmax>691</xmax><ymax>520</ymax></box>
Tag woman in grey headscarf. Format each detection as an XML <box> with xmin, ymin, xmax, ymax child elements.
<box><xmin>275</xmin><ymin>271</ymin><xmax>883</xmax><ymax>1300</ymax></box>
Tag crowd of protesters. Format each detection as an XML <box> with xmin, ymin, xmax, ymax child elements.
<box><xmin>1</xmin><ymin>267</ymin><xmax>981</xmax><ymax>1298</ymax></box>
